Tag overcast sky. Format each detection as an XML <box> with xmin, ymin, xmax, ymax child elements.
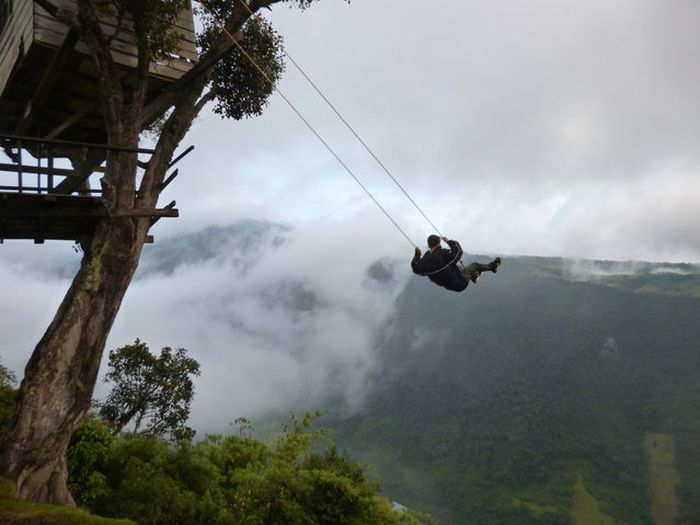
<box><xmin>1</xmin><ymin>0</ymin><xmax>700</xmax><ymax>430</ymax></box>
<box><xmin>160</xmin><ymin>0</ymin><xmax>700</xmax><ymax>263</ymax></box>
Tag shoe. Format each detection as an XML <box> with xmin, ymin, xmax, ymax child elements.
<box><xmin>490</xmin><ymin>257</ymin><xmax>501</xmax><ymax>273</ymax></box>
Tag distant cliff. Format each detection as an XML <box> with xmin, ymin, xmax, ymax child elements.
<box><xmin>331</xmin><ymin>256</ymin><xmax>700</xmax><ymax>524</ymax></box>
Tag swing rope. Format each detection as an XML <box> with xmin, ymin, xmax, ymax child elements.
<box><xmin>234</xmin><ymin>0</ymin><xmax>446</xmax><ymax>240</ymax></box>
<box><xmin>199</xmin><ymin>0</ymin><xmax>453</xmax><ymax>251</ymax></box>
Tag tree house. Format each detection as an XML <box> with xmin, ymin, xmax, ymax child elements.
<box><xmin>0</xmin><ymin>0</ymin><xmax>195</xmax><ymax>243</ymax></box>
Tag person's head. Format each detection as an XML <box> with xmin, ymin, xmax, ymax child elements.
<box><xmin>427</xmin><ymin>235</ymin><xmax>441</xmax><ymax>249</ymax></box>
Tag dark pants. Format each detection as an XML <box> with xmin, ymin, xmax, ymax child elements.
<box><xmin>461</xmin><ymin>262</ymin><xmax>493</xmax><ymax>277</ymax></box>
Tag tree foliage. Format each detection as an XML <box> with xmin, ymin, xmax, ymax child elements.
<box><xmin>0</xmin><ymin>358</ymin><xmax>16</xmax><ymax>389</ymax></box>
<box><xmin>0</xmin><ymin>358</ymin><xmax>16</xmax><ymax>442</ymax></box>
<box><xmin>66</xmin><ymin>414</ymin><xmax>421</xmax><ymax>524</ymax></box>
<box><xmin>98</xmin><ymin>340</ymin><xmax>201</xmax><ymax>442</ymax></box>
<box><xmin>123</xmin><ymin>0</ymin><xmax>189</xmax><ymax>57</ymax></box>
<box><xmin>200</xmin><ymin>14</ymin><xmax>286</xmax><ymax>120</ymax></box>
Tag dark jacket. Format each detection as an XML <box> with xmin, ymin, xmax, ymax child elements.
<box><xmin>411</xmin><ymin>239</ymin><xmax>468</xmax><ymax>292</ymax></box>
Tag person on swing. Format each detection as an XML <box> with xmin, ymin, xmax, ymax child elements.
<box><xmin>411</xmin><ymin>235</ymin><xmax>501</xmax><ymax>292</ymax></box>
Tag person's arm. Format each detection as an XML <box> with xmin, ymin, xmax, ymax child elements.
<box><xmin>445</xmin><ymin>238</ymin><xmax>463</xmax><ymax>262</ymax></box>
<box><xmin>411</xmin><ymin>247</ymin><xmax>423</xmax><ymax>274</ymax></box>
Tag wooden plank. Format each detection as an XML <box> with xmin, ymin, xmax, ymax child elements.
<box><xmin>52</xmin><ymin>148</ymin><xmax>104</xmax><ymax>194</ymax></box>
<box><xmin>33</xmin><ymin>17</ymin><xmax>196</xmax><ymax>75</ymax></box>
<box><xmin>33</xmin><ymin>27</ymin><xmax>192</xmax><ymax>80</ymax></box>
<box><xmin>0</xmin><ymin>162</ymin><xmax>80</xmax><ymax>177</ymax></box>
<box><xmin>0</xmin><ymin>0</ymin><xmax>32</xmax><ymax>56</ymax></box>
<box><xmin>44</xmin><ymin>100</ymin><xmax>100</xmax><ymax>140</ymax></box>
<box><xmin>0</xmin><ymin>0</ymin><xmax>34</xmax><ymax>93</ymax></box>
<box><xmin>0</xmin><ymin>206</ymin><xmax>179</xmax><ymax>218</ymax></box>
<box><xmin>45</xmin><ymin>0</ymin><xmax>194</xmax><ymax>26</ymax></box>
<box><xmin>15</xmin><ymin>28</ymin><xmax>79</xmax><ymax>135</ymax></box>
<box><xmin>35</xmin><ymin>10</ymin><xmax>197</xmax><ymax>50</ymax></box>
<box><xmin>34</xmin><ymin>1</ymin><xmax>197</xmax><ymax>48</ymax></box>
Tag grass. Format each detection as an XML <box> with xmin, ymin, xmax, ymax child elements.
<box><xmin>512</xmin><ymin>497</ymin><xmax>559</xmax><ymax>516</ymax></box>
<box><xmin>510</xmin><ymin>468</ymin><xmax>573</xmax><ymax>507</ymax></box>
<box><xmin>644</xmin><ymin>432</ymin><xmax>680</xmax><ymax>525</ymax></box>
<box><xmin>0</xmin><ymin>477</ymin><xmax>133</xmax><ymax>525</ymax></box>
<box><xmin>571</xmin><ymin>473</ymin><xmax>616</xmax><ymax>525</ymax></box>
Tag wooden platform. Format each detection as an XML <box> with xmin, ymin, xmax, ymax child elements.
<box><xmin>0</xmin><ymin>192</ymin><xmax>178</xmax><ymax>243</ymax></box>
<box><xmin>0</xmin><ymin>192</ymin><xmax>106</xmax><ymax>242</ymax></box>
<box><xmin>0</xmin><ymin>0</ymin><xmax>197</xmax><ymax>144</ymax></box>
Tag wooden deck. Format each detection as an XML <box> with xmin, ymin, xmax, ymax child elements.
<box><xmin>0</xmin><ymin>192</ymin><xmax>179</xmax><ymax>243</ymax></box>
<box><xmin>0</xmin><ymin>135</ymin><xmax>184</xmax><ymax>243</ymax></box>
<box><xmin>0</xmin><ymin>192</ymin><xmax>108</xmax><ymax>242</ymax></box>
<box><xmin>0</xmin><ymin>0</ymin><xmax>197</xmax><ymax>144</ymax></box>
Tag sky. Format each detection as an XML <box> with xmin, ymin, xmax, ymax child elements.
<box><xmin>1</xmin><ymin>0</ymin><xmax>700</xmax><ymax>431</ymax></box>
<box><xmin>160</xmin><ymin>0</ymin><xmax>700</xmax><ymax>263</ymax></box>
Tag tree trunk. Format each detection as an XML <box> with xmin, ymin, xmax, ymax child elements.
<box><xmin>0</xmin><ymin>214</ymin><xmax>150</xmax><ymax>504</ymax></box>
<box><xmin>0</xmin><ymin>1</ymin><xmax>212</xmax><ymax>498</ymax></box>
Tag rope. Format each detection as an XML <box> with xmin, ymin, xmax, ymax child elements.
<box><xmin>198</xmin><ymin>0</ymin><xmax>417</xmax><ymax>248</ymax></box>
<box><xmin>234</xmin><ymin>0</ymin><xmax>445</xmax><ymax>239</ymax></box>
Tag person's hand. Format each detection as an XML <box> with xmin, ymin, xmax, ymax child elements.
<box><xmin>441</xmin><ymin>236</ymin><xmax>449</xmax><ymax>243</ymax></box>
<box><xmin>414</xmin><ymin>247</ymin><xmax>421</xmax><ymax>257</ymax></box>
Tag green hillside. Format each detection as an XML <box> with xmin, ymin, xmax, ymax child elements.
<box><xmin>332</xmin><ymin>256</ymin><xmax>700</xmax><ymax>524</ymax></box>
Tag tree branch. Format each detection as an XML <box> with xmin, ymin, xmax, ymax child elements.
<box><xmin>75</xmin><ymin>0</ymin><xmax>124</xmax><ymax>133</ymax></box>
<box><xmin>138</xmin><ymin>27</ymin><xmax>243</xmax><ymax>128</ymax></box>
<box><xmin>137</xmin><ymin>75</ymin><xmax>210</xmax><ymax>204</ymax></box>
<box><xmin>194</xmin><ymin>90</ymin><xmax>216</xmax><ymax>114</ymax></box>
<box><xmin>129</xmin><ymin>34</ymin><xmax>152</xmax><ymax>123</ymax></box>
<box><xmin>34</xmin><ymin>0</ymin><xmax>79</xmax><ymax>29</ymax></box>
<box><xmin>104</xmin><ymin>0</ymin><xmax>126</xmax><ymax>46</ymax></box>
<box><xmin>138</xmin><ymin>0</ymin><xmax>290</xmax><ymax>128</ymax></box>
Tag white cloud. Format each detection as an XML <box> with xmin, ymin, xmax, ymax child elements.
<box><xmin>104</xmin><ymin>218</ymin><xmax>409</xmax><ymax>433</ymax></box>
<box><xmin>3</xmin><ymin>0</ymin><xmax>700</xmax><ymax>435</ymax></box>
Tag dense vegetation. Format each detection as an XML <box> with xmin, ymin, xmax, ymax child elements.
<box><xmin>3</xmin><ymin>253</ymin><xmax>698</xmax><ymax>523</ymax></box>
<box><xmin>330</xmin><ymin>256</ymin><xmax>700</xmax><ymax>524</ymax></box>
<box><xmin>0</xmin><ymin>353</ymin><xmax>418</xmax><ymax>524</ymax></box>
<box><xmin>62</xmin><ymin>414</ymin><xmax>416</xmax><ymax>525</ymax></box>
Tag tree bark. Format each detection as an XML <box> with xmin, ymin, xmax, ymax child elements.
<box><xmin>0</xmin><ymin>213</ymin><xmax>150</xmax><ymax>504</ymax></box>
<box><xmin>0</xmin><ymin>0</ymin><xmax>270</xmax><ymax>504</ymax></box>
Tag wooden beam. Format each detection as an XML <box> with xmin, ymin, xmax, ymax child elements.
<box><xmin>0</xmin><ymin>163</ymin><xmax>80</xmax><ymax>178</ymax></box>
<box><xmin>44</xmin><ymin>101</ymin><xmax>100</xmax><ymax>141</ymax></box>
<box><xmin>111</xmin><ymin>208</ymin><xmax>179</xmax><ymax>218</ymax></box>
<box><xmin>14</xmin><ymin>29</ymin><xmax>80</xmax><ymax>136</ymax></box>
<box><xmin>150</xmin><ymin>200</ymin><xmax>177</xmax><ymax>226</ymax></box>
<box><xmin>0</xmin><ymin>207</ymin><xmax>179</xmax><ymax>219</ymax></box>
<box><xmin>159</xmin><ymin>169</ymin><xmax>179</xmax><ymax>191</ymax></box>
<box><xmin>168</xmin><ymin>145</ymin><xmax>195</xmax><ymax>168</ymax></box>
<box><xmin>0</xmin><ymin>134</ymin><xmax>156</xmax><ymax>154</ymax></box>
<box><xmin>52</xmin><ymin>150</ymin><xmax>105</xmax><ymax>194</ymax></box>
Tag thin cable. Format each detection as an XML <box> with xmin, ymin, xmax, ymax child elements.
<box><xmin>199</xmin><ymin>0</ymin><xmax>417</xmax><ymax>248</ymax></box>
<box><xmin>236</xmin><ymin>0</ymin><xmax>445</xmax><ymax>239</ymax></box>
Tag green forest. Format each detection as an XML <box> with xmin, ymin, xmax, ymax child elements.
<box><xmin>1</xmin><ymin>256</ymin><xmax>698</xmax><ymax>524</ymax></box>
<box><xmin>0</xmin><ymin>350</ymin><xmax>419</xmax><ymax>525</ymax></box>
<box><xmin>329</xmin><ymin>256</ymin><xmax>700</xmax><ymax>524</ymax></box>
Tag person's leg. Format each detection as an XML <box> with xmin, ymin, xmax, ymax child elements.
<box><xmin>461</xmin><ymin>259</ymin><xmax>501</xmax><ymax>283</ymax></box>
<box><xmin>461</xmin><ymin>262</ymin><xmax>490</xmax><ymax>283</ymax></box>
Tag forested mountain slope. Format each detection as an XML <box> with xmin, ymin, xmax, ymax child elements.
<box><xmin>332</xmin><ymin>256</ymin><xmax>700</xmax><ymax>524</ymax></box>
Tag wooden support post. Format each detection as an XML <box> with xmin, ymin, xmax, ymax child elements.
<box><xmin>44</xmin><ymin>102</ymin><xmax>100</xmax><ymax>141</ymax></box>
<box><xmin>160</xmin><ymin>169</ymin><xmax>179</xmax><ymax>191</ymax></box>
<box><xmin>52</xmin><ymin>150</ymin><xmax>105</xmax><ymax>195</ymax></box>
<box><xmin>0</xmin><ymin>206</ymin><xmax>179</xmax><ymax>219</ymax></box>
<box><xmin>14</xmin><ymin>30</ymin><xmax>80</xmax><ymax>136</ymax></box>
<box><xmin>150</xmin><ymin>200</ymin><xmax>177</xmax><ymax>226</ymax></box>
<box><xmin>168</xmin><ymin>145</ymin><xmax>195</xmax><ymax>168</ymax></box>
<box><xmin>0</xmin><ymin>163</ymin><xmax>81</xmax><ymax>178</ymax></box>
